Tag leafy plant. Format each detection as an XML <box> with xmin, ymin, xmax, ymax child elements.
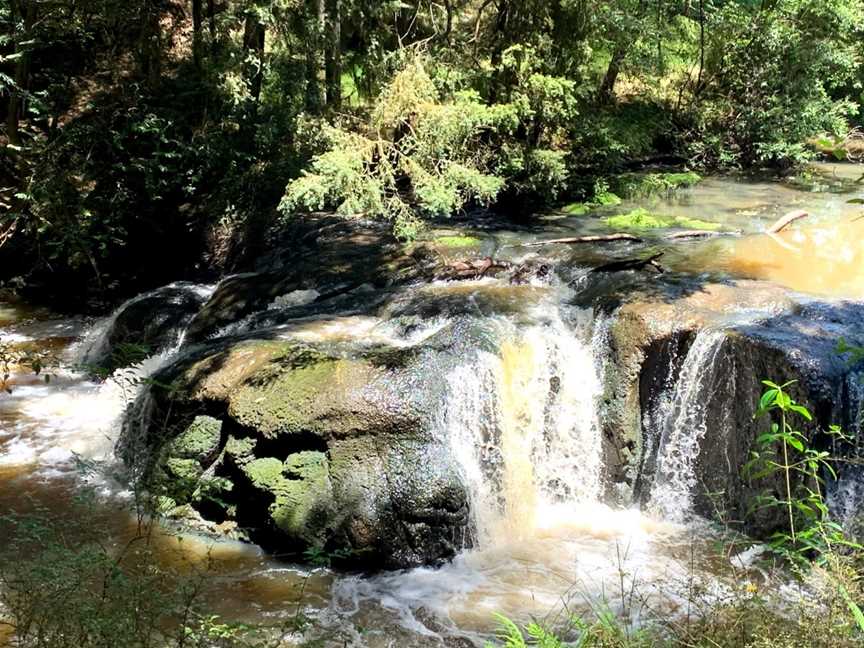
<box><xmin>746</xmin><ymin>380</ymin><xmax>861</xmax><ymax>564</ymax></box>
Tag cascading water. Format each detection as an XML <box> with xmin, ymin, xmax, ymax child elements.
<box><xmin>647</xmin><ymin>329</ymin><xmax>728</xmax><ymax>522</ymax></box>
<box><xmin>829</xmin><ymin>370</ymin><xmax>864</xmax><ymax>527</ymax></box>
<box><xmin>443</xmin><ymin>311</ymin><xmax>603</xmax><ymax>542</ymax></box>
<box><xmin>328</xmin><ymin>303</ymin><xmax>722</xmax><ymax>639</ymax></box>
<box><xmin>0</xmin><ymin>282</ymin><xmax>214</xmax><ymax>473</ymax></box>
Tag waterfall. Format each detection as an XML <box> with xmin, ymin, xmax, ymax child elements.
<box><xmin>647</xmin><ymin>328</ymin><xmax>728</xmax><ymax>522</ymax></box>
<box><xmin>829</xmin><ymin>370</ymin><xmax>864</xmax><ymax>527</ymax></box>
<box><xmin>0</xmin><ymin>283</ymin><xmax>214</xmax><ymax>472</ymax></box>
<box><xmin>441</xmin><ymin>309</ymin><xmax>603</xmax><ymax>544</ymax></box>
<box><xmin>73</xmin><ymin>281</ymin><xmax>214</xmax><ymax>367</ymax></box>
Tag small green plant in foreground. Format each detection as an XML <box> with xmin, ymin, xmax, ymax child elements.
<box><xmin>747</xmin><ymin>380</ymin><xmax>862</xmax><ymax>565</ymax></box>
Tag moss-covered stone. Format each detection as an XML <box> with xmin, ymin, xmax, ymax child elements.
<box><xmin>605</xmin><ymin>208</ymin><xmax>720</xmax><ymax>231</ymax></box>
<box><xmin>240</xmin><ymin>452</ymin><xmax>333</xmax><ymax>542</ymax></box>
<box><xmin>243</xmin><ymin>457</ymin><xmax>285</xmax><ymax>490</ymax></box>
<box><xmin>606</xmin><ymin>208</ymin><xmax>671</xmax><ymax>229</ymax></box>
<box><xmin>140</xmin><ymin>334</ymin><xmax>468</xmax><ymax>568</ymax></box>
<box><xmin>224</xmin><ymin>435</ymin><xmax>257</xmax><ymax>466</ymax></box>
<box><xmin>433</xmin><ymin>235</ymin><xmax>481</xmax><ymax>248</ymax></box>
<box><xmin>168</xmin><ymin>415</ymin><xmax>222</xmax><ymax>461</ymax></box>
<box><xmin>562</xmin><ymin>201</ymin><xmax>591</xmax><ymax>215</ymax></box>
<box><xmin>165</xmin><ymin>457</ymin><xmax>204</xmax><ymax>482</ymax></box>
<box><xmin>561</xmin><ymin>191</ymin><xmax>621</xmax><ymax>216</ymax></box>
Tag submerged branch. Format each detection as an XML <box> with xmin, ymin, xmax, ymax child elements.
<box><xmin>590</xmin><ymin>253</ymin><xmax>665</xmax><ymax>274</ymax></box>
<box><xmin>518</xmin><ymin>233</ymin><xmax>643</xmax><ymax>247</ymax></box>
<box><xmin>766</xmin><ymin>210</ymin><xmax>808</xmax><ymax>234</ymax></box>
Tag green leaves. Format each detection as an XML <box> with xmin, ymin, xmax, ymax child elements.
<box><xmin>750</xmin><ymin>378</ymin><xmax>859</xmax><ymax>573</ymax></box>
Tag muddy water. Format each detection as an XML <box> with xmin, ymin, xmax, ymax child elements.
<box><xmin>2</xmin><ymin>166</ymin><xmax>861</xmax><ymax>646</ymax></box>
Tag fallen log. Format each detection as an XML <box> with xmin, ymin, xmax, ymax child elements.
<box><xmin>766</xmin><ymin>210</ymin><xmax>808</xmax><ymax>234</ymax></box>
<box><xmin>665</xmin><ymin>229</ymin><xmax>740</xmax><ymax>240</ymax></box>
<box><xmin>518</xmin><ymin>233</ymin><xmax>643</xmax><ymax>247</ymax></box>
<box><xmin>590</xmin><ymin>253</ymin><xmax>665</xmax><ymax>274</ymax></box>
<box><xmin>436</xmin><ymin>256</ymin><xmax>513</xmax><ymax>281</ymax></box>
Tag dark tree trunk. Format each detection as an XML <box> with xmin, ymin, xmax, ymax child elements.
<box><xmin>6</xmin><ymin>0</ymin><xmax>35</xmax><ymax>147</ymax></box>
<box><xmin>192</xmin><ymin>0</ymin><xmax>203</xmax><ymax>70</ymax></box>
<box><xmin>243</xmin><ymin>11</ymin><xmax>266</xmax><ymax>103</ymax></box>
<box><xmin>597</xmin><ymin>44</ymin><xmax>626</xmax><ymax>105</ymax></box>
<box><xmin>324</xmin><ymin>0</ymin><xmax>341</xmax><ymax>109</ymax></box>
<box><xmin>139</xmin><ymin>0</ymin><xmax>163</xmax><ymax>90</ymax></box>
<box><xmin>304</xmin><ymin>0</ymin><xmax>325</xmax><ymax>112</ymax></box>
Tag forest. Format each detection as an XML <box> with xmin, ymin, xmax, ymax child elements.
<box><xmin>1</xmin><ymin>0</ymin><xmax>862</xmax><ymax>298</ymax></box>
<box><xmin>1</xmin><ymin>1</ymin><xmax>864</xmax><ymax>648</ymax></box>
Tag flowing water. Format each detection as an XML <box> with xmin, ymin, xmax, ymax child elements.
<box><xmin>2</xmin><ymin>166</ymin><xmax>863</xmax><ymax>645</ymax></box>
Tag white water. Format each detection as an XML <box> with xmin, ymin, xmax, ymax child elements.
<box><xmin>327</xmin><ymin>307</ymin><xmax>761</xmax><ymax>641</ymax></box>
<box><xmin>0</xmin><ymin>284</ymin><xmax>792</xmax><ymax>645</ymax></box>
<box><xmin>0</xmin><ymin>283</ymin><xmax>214</xmax><ymax>474</ymax></box>
<box><xmin>648</xmin><ymin>329</ymin><xmax>729</xmax><ymax>522</ymax></box>
<box><xmin>74</xmin><ymin>281</ymin><xmax>215</xmax><ymax>366</ymax></box>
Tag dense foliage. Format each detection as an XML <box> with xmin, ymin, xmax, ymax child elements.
<box><xmin>1</xmin><ymin>0</ymin><xmax>863</xmax><ymax>293</ymax></box>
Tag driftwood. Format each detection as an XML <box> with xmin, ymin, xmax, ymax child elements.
<box><xmin>766</xmin><ymin>210</ymin><xmax>808</xmax><ymax>234</ymax></box>
<box><xmin>590</xmin><ymin>253</ymin><xmax>665</xmax><ymax>274</ymax></box>
<box><xmin>519</xmin><ymin>233</ymin><xmax>643</xmax><ymax>247</ymax></box>
<box><xmin>437</xmin><ymin>256</ymin><xmax>513</xmax><ymax>280</ymax></box>
<box><xmin>664</xmin><ymin>229</ymin><xmax>740</xmax><ymax>240</ymax></box>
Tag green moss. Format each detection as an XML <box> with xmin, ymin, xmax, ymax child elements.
<box><xmin>169</xmin><ymin>415</ymin><xmax>222</xmax><ymax>461</ymax></box>
<box><xmin>243</xmin><ymin>457</ymin><xmax>285</xmax><ymax>490</ymax></box>
<box><xmin>224</xmin><ymin>436</ymin><xmax>257</xmax><ymax>465</ymax></box>
<box><xmin>674</xmin><ymin>216</ymin><xmax>722</xmax><ymax>231</ymax></box>
<box><xmin>164</xmin><ymin>457</ymin><xmax>204</xmax><ymax>482</ymax></box>
<box><xmin>561</xmin><ymin>192</ymin><xmax>621</xmax><ymax>215</ymax></box>
<box><xmin>663</xmin><ymin>171</ymin><xmax>702</xmax><ymax>188</ymax></box>
<box><xmin>606</xmin><ymin>208</ymin><xmax>673</xmax><ymax>229</ymax></box>
<box><xmin>228</xmin><ymin>353</ymin><xmax>371</xmax><ymax>438</ymax></box>
<box><xmin>616</xmin><ymin>172</ymin><xmax>703</xmax><ymax>198</ymax></box>
<box><xmin>562</xmin><ymin>202</ymin><xmax>591</xmax><ymax>215</ymax></box>
<box><xmin>433</xmin><ymin>235</ymin><xmax>481</xmax><ymax>248</ymax></box>
<box><xmin>595</xmin><ymin>191</ymin><xmax>622</xmax><ymax>206</ymax></box>
<box><xmin>239</xmin><ymin>451</ymin><xmax>332</xmax><ymax>541</ymax></box>
<box><xmin>606</xmin><ymin>208</ymin><xmax>720</xmax><ymax>231</ymax></box>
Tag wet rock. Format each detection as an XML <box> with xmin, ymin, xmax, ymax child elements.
<box><xmin>129</xmin><ymin>333</ymin><xmax>470</xmax><ymax>569</ymax></box>
<box><xmin>185</xmin><ymin>215</ymin><xmax>437</xmax><ymax>342</ymax></box>
<box><xmin>602</xmin><ymin>282</ymin><xmax>864</xmax><ymax>533</ymax></box>
<box><xmin>597</xmin><ymin>280</ymin><xmax>794</xmax><ymax>500</ymax></box>
<box><xmin>86</xmin><ymin>283</ymin><xmax>210</xmax><ymax>370</ymax></box>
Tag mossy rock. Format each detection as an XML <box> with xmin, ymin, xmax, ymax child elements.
<box><xmin>605</xmin><ymin>208</ymin><xmax>720</xmax><ymax>231</ymax></box>
<box><xmin>139</xmin><ymin>334</ymin><xmax>470</xmax><ymax>568</ymax></box>
<box><xmin>168</xmin><ymin>415</ymin><xmax>222</xmax><ymax>462</ymax></box>
<box><xmin>433</xmin><ymin>235</ymin><xmax>481</xmax><ymax>248</ymax></box>
<box><xmin>561</xmin><ymin>191</ymin><xmax>621</xmax><ymax>216</ymax></box>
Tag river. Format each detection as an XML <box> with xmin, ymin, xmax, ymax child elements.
<box><xmin>1</xmin><ymin>164</ymin><xmax>863</xmax><ymax>646</ymax></box>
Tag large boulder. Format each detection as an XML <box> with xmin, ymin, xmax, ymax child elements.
<box><xmin>598</xmin><ymin>280</ymin><xmax>864</xmax><ymax>534</ymax></box>
<box><xmin>185</xmin><ymin>214</ymin><xmax>437</xmax><ymax>343</ymax></box>
<box><xmin>125</xmin><ymin>332</ymin><xmax>471</xmax><ymax>569</ymax></box>
<box><xmin>81</xmin><ymin>282</ymin><xmax>212</xmax><ymax>370</ymax></box>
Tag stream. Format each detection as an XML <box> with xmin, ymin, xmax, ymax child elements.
<box><xmin>1</xmin><ymin>164</ymin><xmax>863</xmax><ymax>646</ymax></box>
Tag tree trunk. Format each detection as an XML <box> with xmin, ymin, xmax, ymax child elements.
<box><xmin>304</xmin><ymin>0</ymin><xmax>325</xmax><ymax>112</ymax></box>
<box><xmin>6</xmin><ymin>0</ymin><xmax>35</xmax><ymax>148</ymax></box>
<box><xmin>243</xmin><ymin>11</ymin><xmax>266</xmax><ymax>103</ymax></box>
<box><xmin>324</xmin><ymin>0</ymin><xmax>341</xmax><ymax>109</ymax></box>
<box><xmin>208</xmin><ymin>0</ymin><xmax>216</xmax><ymax>39</ymax></box>
<box><xmin>597</xmin><ymin>44</ymin><xmax>626</xmax><ymax>105</ymax></box>
<box><xmin>139</xmin><ymin>0</ymin><xmax>163</xmax><ymax>90</ymax></box>
<box><xmin>192</xmin><ymin>0</ymin><xmax>203</xmax><ymax>71</ymax></box>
